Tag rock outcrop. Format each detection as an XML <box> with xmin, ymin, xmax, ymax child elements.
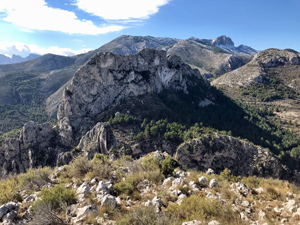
<box><xmin>57</xmin><ymin>48</ymin><xmax>203</xmax><ymax>147</ymax></box>
<box><xmin>176</xmin><ymin>133</ymin><xmax>287</xmax><ymax>179</ymax></box>
<box><xmin>0</xmin><ymin>121</ymin><xmax>57</xmax><ymax>177</ymax></box>
<box><xmin>77</xmin><ymin>122</ymin><xmax>115</xmax><ymax>159</ymax></box>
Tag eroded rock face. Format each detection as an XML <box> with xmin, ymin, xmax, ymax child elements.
<box><xmin>57</xmin><ymin>48</ymin><xmax>202</xmax><ymax>147</ymax></box>
<box><xmin>176</xmin><ymin>133</ymin><xmax>287</xmax><ymax>179</ymax></box>
<box><xmin>77</xmin><ymin>122</ymin><xmax>115</xmax><ymax>159</ymax></box>
<box><xmin>0</xmin><ymin>121</ymin><xmax>57</xmax><ymax>177</ymax></box>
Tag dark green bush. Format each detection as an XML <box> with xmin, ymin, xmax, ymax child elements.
<box><xmin>161</xmin><ymin>156</ymin><xmax>179</xmax><ymax>177</ymax></box>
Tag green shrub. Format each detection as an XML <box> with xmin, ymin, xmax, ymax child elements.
<box><xmin>290</xmin><ymin>146</ymin><xmax>300</xmax><ymax>160</ymax></box>
<box><xmin>116</xmin><ymin>206</ymin><xmax>172</xmax><ymax>225</ymax></box>
<box><xmin>71</xmin><ymin>147</ymin><xmax>81</xmax><ymax>155</ymax></box>
<box><xmin>141</xmin><ymin>156</ymin><xmax>162</xmax><ymax>171</ymax></box>
<box><xmin>167</xmin><ymin>194</ymin><xmax>239</xmax><ymax>224</ymax></box>
<box><xmin>34</xmin><ymin>185</ymin><xmax>77</xmax><ymax>211</ymax></box>
<box><xmin>0</xmin><ymin>177</ymin><xmax>21</xmax><ymax>205</ymax></box>
<box><xmin>114</xmin><ymin>175</ymin><xmax>140</xmax><ymax>196</ymax></box>
<box><xmin>92</xmin><ymin>153</ymin><xmax>108</xmax><ymax>163</ymax></box>
<box><xmin>17</xmin><ymin>167</ymin><xmax>52</xmax><ymax>191</ymax></box>
<box><xmin>69</xmin><ymin>155</ymin><xmax>92</xmax><ymax>178</ymax></box>
<box><xmin>220</xmin><ymin>168</ymin><xmax>240</xmax><ymax>183</ymax></box>
<box><xmin>161</xmin><ymin>156</ymin><xmax>179</xmax><ymax>177</ymax></box>
<box><xmin>92</xmin><ymin>155</ymin><xmax>114</xmax><ymax>180</ymax></box>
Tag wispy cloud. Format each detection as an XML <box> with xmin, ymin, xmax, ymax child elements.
<box><xmin>0</xmin><ymin>0</ymin><xmax>125</xmax><ymax>35</ymax></box>
<box><xmin>75</xmin><ymin>0</ymin><xmax>171</xmax><ymax>20</ymax></box>
<box><xmin>0</xmin><ymin>41</ymin><xmax>92</xmax><ymax>57</ymax></box>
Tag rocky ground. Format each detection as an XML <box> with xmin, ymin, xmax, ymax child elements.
<box><xmin>1</xmin><ymin>151</ymin><xmax>300</xmax><ymax>225</ymax></box>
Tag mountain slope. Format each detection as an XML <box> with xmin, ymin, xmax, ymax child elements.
<box><xmin>212</xmin><ymin>48</ymin><xmax>300</xmax><ymax>136</ymax></box>
<box><xmin>167</xmin><ymin>37</ymin><xmax>253</xmax><ymax>78</ymax></box>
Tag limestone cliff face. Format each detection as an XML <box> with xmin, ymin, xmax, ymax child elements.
<box><xmin>212</xmin><ymin>49</ymin><xmax>300</xmax><ymax>87</ymax></box>
<box><xmin>176</xmin><ymin>134</ymin><xmax>287</xmax><ymax>179</ymax></box>
<box><xmin>0</xmin><ymin>121</ymin><xmax>57</xmax><ymax>177</ymax></box>
<box><xmin>57</xmin><ymin>48</ymin><xmax>203</xmax><ymax>147</ymax></box>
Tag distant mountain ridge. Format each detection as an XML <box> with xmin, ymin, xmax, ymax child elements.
<box><xmin>96</xmin><ymin>35</ymin><xmax>257</xmax><ymax>78</ymax></box>
<box><xmin>0</xmin><ymin>53</ymin><xmax>40</xmax><ymax>65</ymax></box>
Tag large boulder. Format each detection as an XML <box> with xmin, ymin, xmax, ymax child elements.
<box><xmin>0</xmin><ymin>202</ymin><xmax>20</xmax><ymax>222</ymax></box>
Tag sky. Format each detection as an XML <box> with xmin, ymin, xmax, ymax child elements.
<box><xmin>0</xmin><ymin>0</ymin><xmax>299</xmax><ymax>57</ymax></box>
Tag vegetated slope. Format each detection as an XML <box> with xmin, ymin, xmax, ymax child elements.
<box><xmin>0</xmin><ymin>54</ymin><xmax>81</xmax><ymax>135</ymax></box>
<box><xmin>212</xmin><ymin>48</ymin><xmax>300</xmax><ymax>138</ymax></box>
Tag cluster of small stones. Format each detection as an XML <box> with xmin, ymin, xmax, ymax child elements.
<box><xmin>1</xmin><ymin>152</ymin><xmax>300</xmax><ymax>225</ymax></box>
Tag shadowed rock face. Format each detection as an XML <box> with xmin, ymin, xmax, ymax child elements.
<box><xmin>57</xmin><ymin>48</ymin><xmax>204</xmax><ymax>147</ymax></box>
<box><xmin>176</xmin><ymin>134</ymin><xmax>287</xmax><ymax>179</ymax></box>
<box><xmin>0</xmin><ymin>121</ymin><xmax>57</xmax><ymax>177</ymax></box>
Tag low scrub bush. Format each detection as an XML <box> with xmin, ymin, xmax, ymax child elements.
<box><xmin>91</xmin><ymin>154</ymin><xmax>114</xmax><ymax>180</ymax></box>
<box><xmin>28</xmin><ymin>204</ymin><xmax>66</xmax><ymax>225</ymax></box>
<box><xmin>116</xmin><ymin>206</ymin><xmax>173</xmax><ymax>225</ymax></box>
<box><xmin>34</xmin><ymin>184</ymin><xmax>77</xmax><ymax>211</ymax></box>
<box><xmin>0</xmin><ymin>177</ymin><xmax>21</xmax><ymax>205</ymax></box>
<box><xmin>17</xmin><ymin>167</ymin><xmax>52</xmax><ymax>191</ymax></box>
<box><xmin>167</xmin><ymin>194</ymin><xmax>240</xmax><ymax>224</ymax></box>
<box><xmin>69</xmin><ymin>155</ymin><xmax>92</xmax><ymax>178</ymax></box>
<box><xmin>114</xmin><ymin>174</ymin><xmax>140</xmax><ymax>196</ymax></box>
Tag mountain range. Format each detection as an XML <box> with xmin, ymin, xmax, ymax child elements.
<box><xmin>1</xmin><ymin>34</ymin><xmax>300</xmax><ymax>225</ymax></box>
<box><xmin>1</xmin><ymin>34</ymin><xmax>300</xmax><ymax>173</ymax></box>
<box><xmin>0</xmin><ymin>53</ymin><xmax>40</xmax><ymax>65</ymax></box>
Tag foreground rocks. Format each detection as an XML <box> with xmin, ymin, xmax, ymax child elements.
<box><xmin>2</xmin><ymin>156</ymin><xmax>300</xmax><ymax>225</ymax></box>
<box><xmin>0</xmin><ymin>202</ymin><xmax>20</xmax><ymax>224</ymax></box>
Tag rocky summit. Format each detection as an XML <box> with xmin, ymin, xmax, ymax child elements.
<box><xmin>57</xmin><ymin>48</ymin><xmax>203</xmax><ymax>147</ymax></box>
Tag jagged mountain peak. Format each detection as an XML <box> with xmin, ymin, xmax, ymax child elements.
<box><xmin>212</xmin><ymin>35</ymin><xmax>234</xmax><ymax>46</ymax></box>
<box><xmin>57</xmin><ymin>48</ymin><xmax>207</xmax><ymax>146</ymax></box>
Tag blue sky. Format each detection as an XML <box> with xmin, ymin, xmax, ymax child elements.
<box><xmin>0</xmin><ymin>0</ymin><xmax>299</xmax><ymax>57</ymax></box>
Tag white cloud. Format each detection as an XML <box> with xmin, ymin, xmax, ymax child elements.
<box><xmin>0</xmin><ymin>41</ymin><xmax>92</xmax><ymax>57</ymax></box>
<box><xmin>0</xmin><ymin>0</ymin><xmax>125</xmax><ymax>35</ymax></box>
<box><xmin>75</xmin><ymin>0</ymin><xmax>171</xmax><ymax>20</ymax></box>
